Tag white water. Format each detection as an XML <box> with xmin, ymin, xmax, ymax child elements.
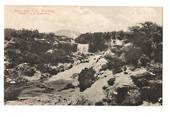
<box><xmin>47</xmin><ymin>55</ymin><xmax>101</xmax><ymax>82</ymax></box>
<box><xmin>77</xmin><ymin>44</ymin><xmax>89</xmax><ymax>54</ymax></box>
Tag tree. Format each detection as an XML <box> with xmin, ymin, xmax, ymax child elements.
<box><xmin>128</xmin><ymin>21</ymin><xmax>162</xmax><ymax>63</ymax></box>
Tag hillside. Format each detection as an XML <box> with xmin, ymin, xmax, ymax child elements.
<box><xmin>55</xmin><ymin>29</ymin><xmax>81</xmax><ymax>39</ymax></box>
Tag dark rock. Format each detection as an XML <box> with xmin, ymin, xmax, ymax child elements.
<box><xmin>78</xmin><ymin>68</ymin><xmax>96</xmax><ymax>92</ymax></box>
<box><xmin>122</xmin><ymin>66</ymin><xmax>127</xmax><ymax>71</ymax></box>
<box><xmin>107</xmin><ymin>78</ymin><xmax>115</xmax><ymax>86</ymax></box>
<box><xmin>66</xmin><ymin>83</ymin><xmax>76</xmax><ymax>89</ymax></box>
<box><xmin>102</xmin><ymin>86</ymin><xmax>108</xmax><ymax>90</ymax></box>
<box><xmin>116</xmin><ymin>87</ymin><xmax>129</xmax><ymax>104</ymax></box>
<box><xmin>124</xmin><ymin>71</ymin><xmax>128</xmax><ymax>74</ymax></box>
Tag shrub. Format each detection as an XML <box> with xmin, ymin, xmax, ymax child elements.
<box><xmin>23</xmin><ymin>67</ymin><xmax>36</xmax><ymax>76</ymax></box>
<box><xmin>131</xmin><ymin>72</ymin><xmax>162</xmax><ymax>104</ymax></box>
<box><xmin>124</xmin><ymin>47</ymin><xmax>143</xmax><ymax>66</ymax></box>
<box><xmin>105</xmin><ymin>55</ymin><xmax>124</xmax><ymax>69</ymax></box>
<box><xmin>4</xmin><ymin>86</ymin><xmax>23</xmax><ymax>101</ymax></box>
<box><xmin>58</xmin><ymin>41</ymin><xmax>77</xmax><ymax>52</ymax></box>
<box><xmin>140</xmin><ymin>82</ymin><xmax>162</xmax><ymax>103</ymax></box>
<box><xmin>138</xmin><ymin>54</ymin><xmax>150</xmax><ymax>66</ymax></box>
<box><xmin>121</xmin><ymin>88</ymin><xmax>142</xmax><ymax>105</ymax></box>
<box><xmin>104</xmin><ymin>85</ymin><xmax>142</xmax><ymax>105</ymax></box>
<box><xmin>147</xmin><ymin>63</ymin><xmax>162</xmax><ymax>76</ymax></box>
<box><xmin>104</xmin><ymin>55</ymin><xmax>124</xmax><ymax>74</ymax></box>
<box><xmin>111</xmin><ymin>46</ymin><xmax>123</xmax><ymax>56</ymax></box>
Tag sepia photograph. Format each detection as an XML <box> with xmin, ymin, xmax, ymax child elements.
<box><xmin>4</xmin><ymin>6</ymin><xmax>162</xmax><ymax>106</ymax></box>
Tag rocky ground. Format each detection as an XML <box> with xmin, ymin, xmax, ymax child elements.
<box><xmin>5</xmin><ymin>53</ymin><xmax>162</xmax><ymax>106</ymax></box>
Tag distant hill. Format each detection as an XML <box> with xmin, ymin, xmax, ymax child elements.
<box><xmin>55</xmin><ymin>29</ymin><xmax>81</xmax><ymax>39</ymax></box>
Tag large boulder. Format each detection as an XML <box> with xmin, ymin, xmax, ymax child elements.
<box><xmin>78</xmin><ymin>68</ymin><xmax>96</xmax><ymax>92</ymax></box>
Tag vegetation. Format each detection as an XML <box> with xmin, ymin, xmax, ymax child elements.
<box><xmin>76</xmin><ymin>21</ymin><xmax>162</xmax><ymax>65</ymax></box>
<box><xmin>4</xmin><ymin>28</ymin><xmax>77</xmax><ymax>73</ymax></box>
<box><xmin>4</xmin><ymin>28</ymin><xmax>77</xmax><ymax>101</ymax></box>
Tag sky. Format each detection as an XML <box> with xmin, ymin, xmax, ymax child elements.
<box><xmin>5</xmin><ymin>6</ymin><xmax>162</xmax><ymax>33</ymax></box>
